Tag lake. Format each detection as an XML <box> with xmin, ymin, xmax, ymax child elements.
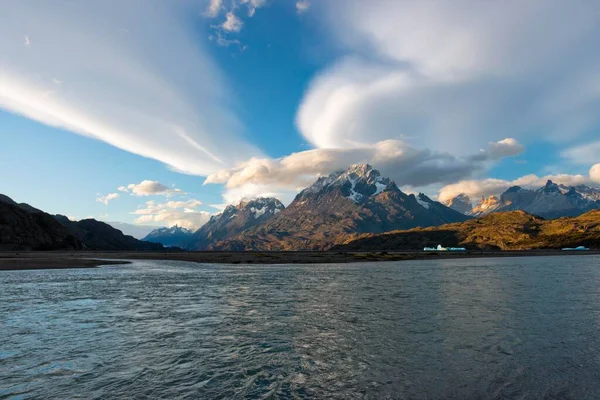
<box><xmin>2</xmin><ymin>256</ymin><xmax>600</xmax><ymax>399</ymax></box>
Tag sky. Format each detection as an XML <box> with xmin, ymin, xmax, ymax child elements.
<box><xmin>1</xmin><ymin>0</ymin><xmax>600</xmax><ymax>232</ymax></box>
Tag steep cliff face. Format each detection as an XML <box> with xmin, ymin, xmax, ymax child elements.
<box><xmin>470</xmin><ymin>195</ymin><xmax>502</xmax><ymax>216</ymax></box>
<box><xmin>443</xmin><ymin>193</ymin><xmax>473</xmax><ymax>214</ymax></box>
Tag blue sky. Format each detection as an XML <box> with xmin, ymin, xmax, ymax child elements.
<box><xmin>1</xmin><ymin>0</ymin><xmax>599</xmax><ymax>232</ymax></box>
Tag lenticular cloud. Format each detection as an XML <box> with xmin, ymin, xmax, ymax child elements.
<box><xmin>0</xmin><ymin>1</ymin><xmax>259</xmax><ymax>175</ymax></box>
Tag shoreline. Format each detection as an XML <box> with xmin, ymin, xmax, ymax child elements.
<box><xmin>1</xmin><ymin>250</ymin><xmax>599</xmax><ymax>270</ymax></box>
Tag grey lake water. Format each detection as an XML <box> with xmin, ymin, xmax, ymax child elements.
<box><xmin>2</xmin><ymin>256</ymin><xmax>600</xmax><ymax>399</ymax></box>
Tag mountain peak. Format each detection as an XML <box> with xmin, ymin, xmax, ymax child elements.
<box><xmin>541</xmin><ymin>180</ymin><xmax>560</xmax><ymax>194</ymax></box>
<box><xmin>443</xmin><ymin>193</ymin><xmax>473</xmax><ymax>214</ymax></box>
<box><xmin>302</xmin><ymin>164</ymin><xmax>394</xmax><ymax>203</ymax></box>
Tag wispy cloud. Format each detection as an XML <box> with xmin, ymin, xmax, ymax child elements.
<box><xmin>222</xmin><ymin>12</ymin><xmax>243</xmax><ymax>32</ymax></box>
<box><xmin>23</xmin><ymin>35</ymin><xmax>30</xmax><ymax>47</ymax></box>
<box><xmin>205</xmin><ymin>0</ymin><xmax>223</xmax><ymax>17</ymax></box>
<box><xmin>132</xmin><ymin>199</ymin><xmax>211</xmax><ymax>229</ymax></box>
<box><xmin>118</xmin><ymin>180</ymin><xmax>184</xmax><ymax>196</ymax></box>
<box><xmin>297</xmin><ymin>0</ymin><xmax>600</xmax><ymax>158</ymax></box>
<box><xmin>0</xmin><ymin>1</ymin><xmax>259</xmax><ymax>176</ymax></box>
<box><xmin>96</xmin><ymin>193</ymin><xmax>120</xmax><ymax>205</ymax></box>
<box><xmin>296</xmin><ymin>1</ymin><xmax>310</xmax><ymax>14</ymax></box>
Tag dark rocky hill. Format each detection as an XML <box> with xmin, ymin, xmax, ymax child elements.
<box><xmin>0</xmin><ymin>195</ymin><xmax>82</xmax><ymax>250</ymax></box>
<box><xmin>54</xmin><ymin>215</ymin><xmax>164</xmax><ymax>251</ymax></box>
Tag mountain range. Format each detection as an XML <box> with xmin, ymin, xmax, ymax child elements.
<box><xmin>5</xmin><ymin>164</ymin><xmax>600</xmax><ymax>253</ymax></box>
<box><xmin>444</xmin><ymin>181</ymin><xmax>600</xmax><ymax>219</ymax></box>
<box><xmin>210</xmin><ymin>164</ymin><xmax>468</xmax><ymax>250</ymax></box>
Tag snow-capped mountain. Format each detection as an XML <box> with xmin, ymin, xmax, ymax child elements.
<box><xmin>446</xmin><ymin>181</ymin><xmax>600</xmax><ymax>218</ymax></box>
<box><xmin>142</xmin><ymin>225</ymin><xmax>193</xmax><ymax>248</ymax></box>
<box><xmin>214</xmin><ymin>164</ymin><xmax>469</xmax><ymax>251</ymax></box>
<box><xmin>185</xmin><ymin>197</ymin><xmax>284</xmax><ymax>250</ymax></box>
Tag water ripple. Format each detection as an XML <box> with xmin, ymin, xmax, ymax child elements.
<box><xmin>2</xmin><ymin>256</ymin><xmax>600</xmax><ymax>399</ymax></box>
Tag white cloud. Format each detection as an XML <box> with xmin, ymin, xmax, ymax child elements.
<box><xmin>297</xmin><ymin>1</ymin><xmax>600</xmax><ymax>156</ymax></box>
<box><xmin>296</xmin><ymin>1</ymin><xmax>310</xmax><ymax>14</ymax></box>
<box><xmin>132</xmin><ymin>199</ymin><xmax>211</xmax><ymax>230</ymax></box>
<box><xmin>478</xmin><ymin>138</ymin><xmax>525</xmax><ymax>161</ymax></box>
<box><xmin>591</xmin><ymin>164</ymin><xmax>600</xmax><ymax>183</ymax></box>
<box><xmin>205</xmin><ymin>0</ymin><xmax>223</xmax><ymax>17</ymax></box>
<box><xmin>438</xmin><ymin>172</ymin><xmax>596</xmax><ymax>203</ymax></box>
<box><xmin>242</xmin><ymin>0</ymin><xmax>267</xmax><ymax>17</ymax></box>
<box><xmin>118</xmin><ymin>180</ymin><xmax>183</xmax><ymax>196</ymax></box>
<box><xmin>222</xmin><ymin>12</ymin><xmax>243</xmax><ymax>32</ymax></box>
<box><xmin>205</xmin><ymin>138</ymin><xmax>523</xmax><ymax>192</ymax></box>
<box><xmin>23</xmin><ymin>36</ymin><xmax>30</xmax><ymax>47</ymax></box>
<box><xmin>0</xmin><ymin>1</ymin><xmax>259</xmax><ymax>176</ymax></box>
<box><xmin>96</xmin><ymin>193</ymin><xmax>120</xmax><ymax>205</ymax></box>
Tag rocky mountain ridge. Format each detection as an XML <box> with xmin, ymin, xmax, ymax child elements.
<box><xmin>185</xmin><ymin>197</ymin><xmax>285</xmax><ymax>250</ymax></box>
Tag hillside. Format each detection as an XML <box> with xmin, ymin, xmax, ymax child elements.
<box><xmin>335</xmin><ymin>210</ymin><xmax>600</xmax><ymax>251</ymax></box>
<box><xmin>0</xmin><ymin>197</ymin><xmax>82</xmax><ymax>251</ymax></box>
<box><xmin>54</xmin><ymin>216</ymin><xmax>164</xmax><ymax>251</ymax></box>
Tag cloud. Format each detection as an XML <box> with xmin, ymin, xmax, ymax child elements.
<box><xmin>590</xmin><ymin>164</ymin><xmax>600</xmax><ymax>183</ymax></box>
<box><xmin>132</xmin><ymin>199</ymin><xmax>211</xmax><ymax>230</ymax></box>
<box><xmin>297</xmin><ymin>1</ymin><xmax>600</xmax><ymax>156</ymax></box>
<box><xmin>205</xmin><ymin>138</ymin><xmax>523</xmax><ymax>192</ymax></box>
<box><xmin>296</xmin><ymin>1</ymin><xmax>310</xmax><ymax>14</ymax></box>
<box><xmin>118</xmin><ymin>180</ymin><xmax>183</xmax><ymax>196</ymax></box>
<box><xmin>23</xmin><ymin>36</ymin><xmax>30</xmax><ymax>47</ymax></box>
<box><xmin>209</xmin><ymin>32</ymin><xmax>242</xmax><ymax>48</ymax></box>
<box><xmin>0</xmin><ymin>1</ymin><xmax>260</xmax><ymax>176</ymax></box>
<box><xmin>205</xmin><ymin>0</ymin><xmax>223</xmax><ymax>17</ymax></box>
<box><xmin>472</xmin><ymin>138</ymin><xmax>525</xmax><ymax>162</ymax></box>
<box><xmin>96</xmin><ymin>193</ymin><xmax>120</xmax><ymax>205</ymax></box>
<box><xmin>562</xmin><ymin>141</ymin><xmax>600</xmax><ymax>165</ymax></box>
<box><xmin>222</xmin><ymin>12</ymin><xmax>243</xmax><ymax>32</ymax></box>
<box><xmin>438</xmin><ymin>171</ymin><xmax>597</xmax><ymax>203</ymax></box>
<box><xmin>242</xmin><ymin>0</ymin><xmax>267</xmax><ymax>17</ymax></box>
